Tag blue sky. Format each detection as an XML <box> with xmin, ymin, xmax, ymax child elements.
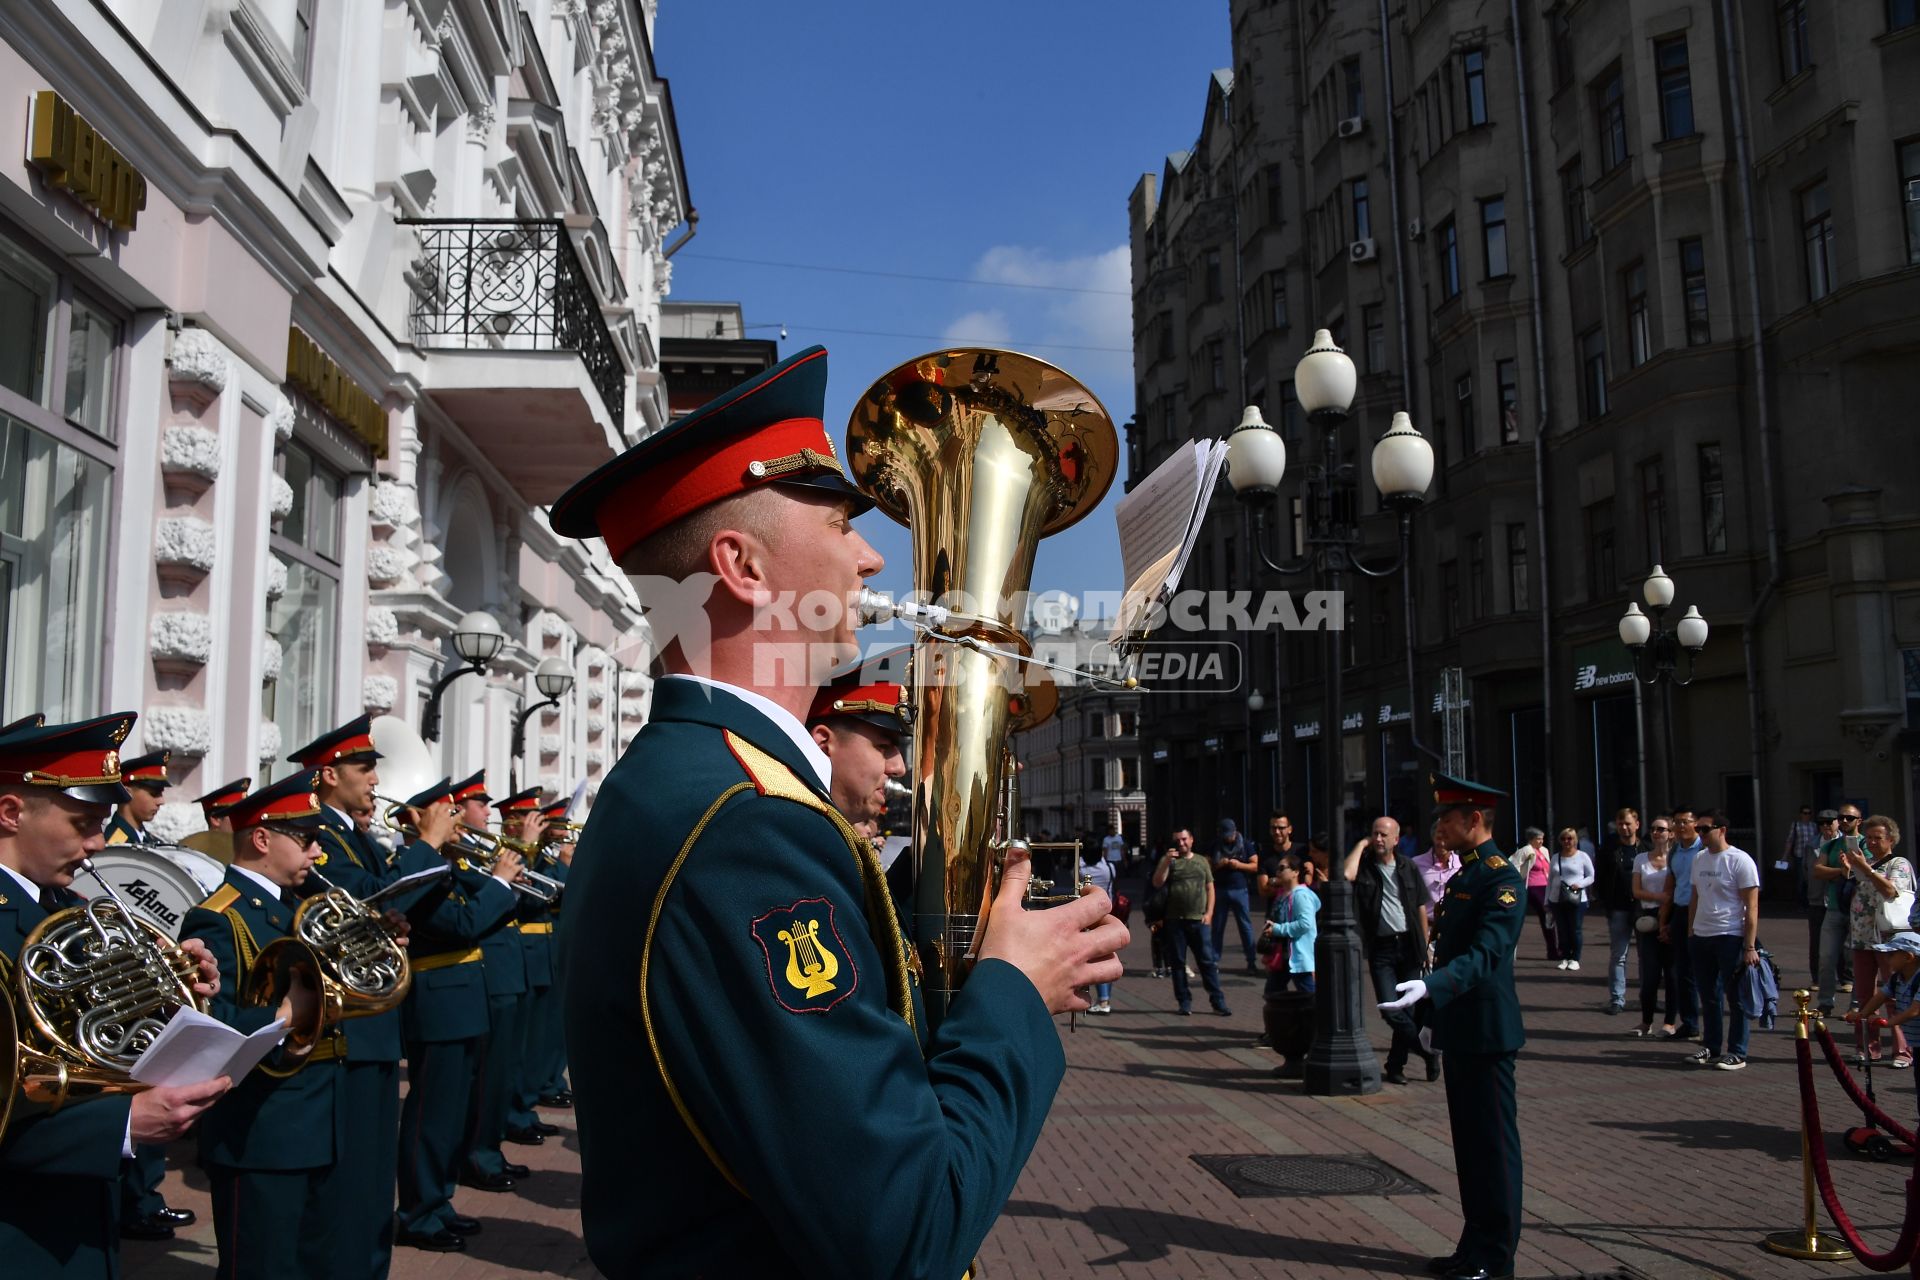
<box><xmin>655</xmin><ymin>2</ymin><xmax>1232</xmax><ymax>618</ymax></box>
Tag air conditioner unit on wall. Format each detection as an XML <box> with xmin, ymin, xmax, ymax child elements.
<box><xmin>1408</xmin><ymin>217</ymin><xmax>1425</xmax><ymax>239</ymax></box>
<box><xmin>1349</xmin><ymin>238</ymin><xmax>1378</xmax><ymax>263</ymax></box>
<box><xmin>1337</xmin><ymin>116</ymin><xmax>1366</xmax><ymax>139</ymax></box>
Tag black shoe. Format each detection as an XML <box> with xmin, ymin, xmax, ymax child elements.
<box><xmin>1384</xmin><ymin>1067</ymin><xmax>1409</xmax><ymax>1085</ymax></box>
<box><xmin>1442</xmin><ymin>1268</ymin><xmax>1512</xmax><ymax>1280</ymax></box>
<box><xmin>459</xmin><ymin>1168</ymin><xmax>516</xmax><ymax>1192</ymax></box>
<box><xmin>446</xmin><ymin>1214</ymin><xmax>483</xmax><ymax>1236</ymax></box>
<box><xmin>119</xmin><ymin>1214</ymin><xmax>176</xmax><ymax>1241</ymax></box>
<box><xmin>397</xmin><ymin>1228</ymin><xmax>466</xmax><ymax>1252</ymax></box>
<box><xmin>1176</xmin><ymin>1006</ymin><xmax>1192</xmax><ymax>1016</ymax></box>
<box><xmin>1272</xmin><ymin>1060</ymin><xmax>1304</xmax><ymax>1079</ymax></box>
<box><xmin>502</xmin><ymin>1160</ymin><xmax>532</xmax><ymax>1178</ymax></box>
<box><xmin>504</xmin><ymin>1125</ymin><xmax>546</xmax><ymax>1146</ymax></box>
<box><xmin>530</xmin><ymin>1119</ymin><xmax>561</xmax><ymax>1137</ymax></box>
<box><xmin>1602</xmin><ymin>1004</ymin><xmax>1619</xmax><ymax>1016</ymax></box>
<box><xmin>1425</xmin><ymin>1256</ymin><xmax>1462</xmax><ymax>1276</ymax></box>
<box><xmin>1212</xmin><ymin>1005</ymin><xmax>1233</xmax><ymax>1017</ymax></box>
<box><xmin>1425</xmin><ymin>1052</ymin><xmax>1442</xmax><ymax>1082</ymax></box>
<box><xmin>538</xmin><ymin>1090</ymin><xmax>574</xmax><ymax>1108</ymax></box>
<box><xmin>154</xmin><ymin>1205</ymin><xmax>196</xmax><ymax>1227</ymax></box>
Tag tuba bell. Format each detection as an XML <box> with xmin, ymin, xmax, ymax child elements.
<box><xmin>845</xmin><ymin>348</ymin><xmax>1116</xmax><ymax>1027</ymax></box>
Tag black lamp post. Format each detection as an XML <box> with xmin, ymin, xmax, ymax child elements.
<box><xmin>421</xmin><ymin>610</ymin><xmax>506</xmax><ymax>742</ymax></box>
<box><xmin>1619</xmin><ymin>566</ymin><xmax>1710</xmax><ymax>806</ymax></box>
<box><xmin>1226</xmin><ymin>328</ymin><xmax>1434</xmax><ymax>1097</ymax></box>
<box><xmin>510</xmin><ymin>656</ymin><xmax>577</xmax><ymax>789</ymax></box>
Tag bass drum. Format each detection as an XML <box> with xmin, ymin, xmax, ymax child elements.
<box><xmin>86</xmin><ymin>845</ymin><xmax>226</xmax><ymax>941</ymax></box>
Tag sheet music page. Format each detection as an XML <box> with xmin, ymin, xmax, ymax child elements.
<box><xmin>363</xmin><ymin>863</ymin><xmax>452</xmax><ymax>905</ymax></box>
<box><xmin>1113</xmin><ymin>440</ymin><xmax>1230</xmax><ymax>640</ymax></box>
<box><xmin>130</xmin><ymin>1009</ymin><xmax>290</xmax><ymax>1087</ymax></box>
<box><xmin>1166</xmin><ymin>440</ymin><xmax>1229</xmax><ymax>590</ymax></box>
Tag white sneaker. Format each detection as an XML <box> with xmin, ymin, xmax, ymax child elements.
<box><xmin>1567</xmin><ymin>960</ymin><xmax>1582</xmax><ymax>971</ymax></box>
<box><xmin>1556</xmin><ymin>960</ymin><xmax>1570</xmax><ymax>970</ymax></box>
<box><xmin>1091</xmin><ymin>1001</ymin><xmax>1111</xmax><ymax>1015</ymax></box>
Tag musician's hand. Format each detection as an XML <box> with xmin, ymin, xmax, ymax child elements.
<box><xmin>492</xmin><ymin>850</ymin><xmax>525</xmax><ymax>885</ymax></box>
<box><xmin>274</xmin><ymin>962</ymin><xmax>320</xmax><ymax>1032</ymax></box>
<box><xmin>381</xmin><ymin>908</ymin><xmax>411</xmax><ymax>946</ymax></box>
<box><xmin>977</xmin><ymin>847</ymin><xmax>1127</xmax><ymax>1016</ymax></box>
<box><xmin>130</xmin><ymin>1076</ymin><xmax>231</xmax><ymax>1144</ymax></box>
<box><xmin>178</xmin><ymin>936</ymin><xmax>221</xmax><ymax>998</ymax></box>
<box><xmin>413</xmin><ymin>800</ymin><xmax>456</xmax><ymax>851</ymax></box>
<box><xmin>523</xmin><ymin>812</ymin><xmax>549</xmax><ymax>846</ymax></box>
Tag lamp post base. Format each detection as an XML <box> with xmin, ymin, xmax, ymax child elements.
<box><xmin>1302</xmin><ymin>1030</ymin><xmax>1384</xmax><ymax>1096</ymax></box>
<box><xmin>1303</xmin><ymin>877</ymin><xmax>1382</xmax><ymax>1097</ymax></box>
<box><xmin>1761</xmin><ymin>1229</ymin><xmax>1852</xmax><ymax>1261</ymax></box>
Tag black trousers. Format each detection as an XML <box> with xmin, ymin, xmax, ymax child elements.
<box><xmin>1367</xmin><ymin>932</ymin><xmax>1426</xmax><ymax>1071</ymax></box>
<box><xmin>1443</xmin><ymin>1049</ymin><xmax>1523</xmax><ymax>1272</ymax></box>
<box><xmin>208</xmin><ymin>1161</ymin><xmax>346</xmax><ymax>1280</ymax></box>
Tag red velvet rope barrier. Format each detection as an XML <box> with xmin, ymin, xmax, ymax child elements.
<box><xmin>1815</xmin><ymin>1022</ymin><xmax>1920</xmax><ymax>1147</ymax></box>
<box><xmin>1795</xmin><ymin>1031</ymin><xmax>1920</xmax><ymax>1270</ymax></box>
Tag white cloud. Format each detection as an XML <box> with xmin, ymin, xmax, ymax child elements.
<box><xmin>942</xmin><ymin>309</ymin><xmax>1014</xmax><ymax>345</ymax></box>
<box><xmin>947</xmin><ymin>244</ymin><xmax>1134</xmax><ymax>412</ymax></box>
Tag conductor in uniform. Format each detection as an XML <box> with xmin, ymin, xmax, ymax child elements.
<box><xmin>1379</xmin><ymin>773</ymin><xmax>1526</xmax><ymax>1280</ymax></box>
<box><xmin>550</xmin><ymin>344</ymin><xmax>1126</xmax><ymax>1277</ymax></box>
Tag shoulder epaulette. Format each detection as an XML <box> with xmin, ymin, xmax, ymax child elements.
<box><xmin>1486</xmin><ymin>854</ymin><xmax>1508</xmax><ymax>870</ymax></box>
<box><xmin>722</xmin><ymin>731</ymin><xmax>833</xmax><ymax>818</ymax></box>
<box><xmin>106</xmin><ymin>828</ymin><xmax>128</xmax><ymax>845</ymax></box>
<box><xmin>199</xmin><ymin>884</ymin><xmax>241</xmax><ymax>914</ymax></box>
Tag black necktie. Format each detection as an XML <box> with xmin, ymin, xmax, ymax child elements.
<box><xmin>39</xmin><ymin>887</ymin><xmax>61</xmax><ymax>912</ymax></box>
<box><xmin>280</xmin><ymin>889</ymin><xmax>300</xmax><ymax>910</ymax></box>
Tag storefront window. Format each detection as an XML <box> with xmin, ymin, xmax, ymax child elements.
<box><xmin>0</xmin><ymin>240</ymin><xmax>52</xmax><ymax>403</ymax></box>
<box><xmin>64</xmin><ymin>299</ymin><xmax>118</xmax><ymax>435</ymax></box>
<box><xmin>0</xmin><ymin>412</ymin><xmax>111</xmax><ymax>722</ymax></box>
<box><xmin>265</xmin><ymin>437</ymin><xmax>343</xmax><ymax>779</ymax></box>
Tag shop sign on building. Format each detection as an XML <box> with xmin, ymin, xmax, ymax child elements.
<box><xmin>27</xmin><ymin>91</ymin><xmax>147</xmax><ymax>231</ymax></box>
<box><xmin>286</xmin><ymin>329</ymin><xmax>388</xmax><ymax>457</ymax></box>
<box><xmin>1572</xmin><ymin>640</ymin><xmax>1636</xmax><ymax>694</ymax></box>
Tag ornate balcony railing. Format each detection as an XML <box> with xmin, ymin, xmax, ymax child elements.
<box><xmin>400</xmin><ymin>218</ymin><xmax>625</xmax><ymax>432</ymax></box>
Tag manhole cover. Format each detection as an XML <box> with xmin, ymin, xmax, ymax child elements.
<box><xmin>1191</xmin><ymin>1153</ymin><xmax>1432</xmax><ymax>1198</ymax></box>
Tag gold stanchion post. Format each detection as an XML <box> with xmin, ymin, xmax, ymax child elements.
<box><xmin>1765</xmin><ymin>989</ymin><xmax>1855</xmax><ymax>1260</ymax></box>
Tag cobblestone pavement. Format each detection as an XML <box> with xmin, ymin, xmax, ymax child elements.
<box><xmin>125</xmin><ymin>887</ymin><xmax>1897</xmax><ymax>1278</ymax></box>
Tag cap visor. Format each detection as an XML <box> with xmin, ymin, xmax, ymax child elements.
<box><xmin>774</xmin><ymin>472</ymin><xmax>874</xmax><ymax>515</ymax></box>
<box><xmin>64</xmin><ymin>783</ymin><xmax>130</xmax><ymax>805</ymax></box>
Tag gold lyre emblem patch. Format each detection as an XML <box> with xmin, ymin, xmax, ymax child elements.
<box><xmin>751</xmin><ymin>897</ymin><xmax>857</xmax><ymax>1013</ymax></box>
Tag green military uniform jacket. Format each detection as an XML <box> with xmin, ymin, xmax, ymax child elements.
<box><xmin>102</xmin><ymin>813</ymin><xmax>146</xmax><ymax>846</ymax></box>
<box><xmin>311</xmin><ymin>811</ymin><xmax>408</xmax><ymax>1063</ymax></box>
<box><xmin>1425</xmin><ymin>838</ymin><xmax>1527</xmax><ymax>1054</ymax></box>
<box><xmin>396</xmin><ymin>846</ymin><xmax>516</xmax><ymax>1045</ymax></box>
<box><xmin>179</xmin><ymin>868</ymin><xmax>347</xmax><ymax>1170</ymax></box>
<box><xmin>559</xmin><ymin>677</ymin><xmax>1064</xmax><ymax>1278</ymax></box>
<box><xmin>0</xmin><ymin>878</ymin><xmax>132</xmax><ymax>1279</ymax></box>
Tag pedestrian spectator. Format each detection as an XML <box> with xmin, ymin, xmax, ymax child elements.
<box><xmin>1210</xmin><ymin>818</ymin><xmax>1260</xmax><ymax>973</ymax></box>
<box><xmin>1512</xmin><ymin>827</ymin><xmax>1558</xmax><ymax>960</ymax></box>
<box><xmin>1816</xmin><ymin>806</ymin><xmax>1867</xmax><ymax>1012</ymax></box>
<box><xmin>1577</xmin><ymin>827</ymin><xmax>1596</xmax><ymax>858</ymax></box>
<box><xmin>1344</xmin><ymin>816</ymin><xmax>1437</xmax><ymax>1084</ymax></box>
<box><xmin>1663</xmin><ymin>808</ymin><xmax>1705</xmax><ymax>1038</ymax></box>
<box><xmin>1801</xmin><ymin>807</ymin><xmax>1837</xmax><ymax>1000</ymax></box>
<box><xmin>1262</xmin><ymin>851</ymin><xmax>1318</xmax><ymax>998</ymax></box>
<box><xmin>1082</xmin><ymin>843</ymin><xmax>1119</xmax><ymax>1015</ymax></box>
<box><xmin>1846</xmin><ymin>931</ymin><xmax>1920</xmax><ymax>1082</ymax></box>
<box><xmin>1845</xmin><ymin>814</ymin><xmax>1915</xmax><ymax>1068</ymax></box>
<box><xmin>1101</xmin><ymin>820</ymin><xmax>1127</xmax><ymax>878</ymax></box>
<box><xmin>1413</xmin><ymin>834</ymin><xmax>1461</xmax><ymax>928</ymax></box>
<box><xmin>1632</xmin><ymin>817</ymin><xmax>1680</xmax><ymax>1037</ymax></box>
<box><xmin>1783</xmin><ymin>804</ymin><xmax>1820</xmax><ymax>907</ymax></box>
<box><xmin>1144</xmin><ymin>841</ymin><xmax>1172</xmax><ymax>979</ymax></box>
<box><xmin>1596</xmin><ymin>807</ymin><xmax>1644</xmax><ymax>1015</ymax></box>
<box><xmin>1304</xmin><ymin>832</ymin><xmax>1331</xmax><ymax>888</ymax></box>
<box><xmin>1685</xmin><ymin>808</ymin><xmax>1761</xmax><ymax>1070</ymax></box>
<box><xmin>1257</xmin><ymin>811</ymin><xmax>1295</xmax><ymax>904</ymax></box>
<box><xmin>1150</xmin><ymin>830</ymin><xmax>1230</xmax><ymax>1016</ymax></box>
<box><xmin>1547</xmin><ymin>829</ymin><xmax>1594</xmax><ymax>972</ymax></box>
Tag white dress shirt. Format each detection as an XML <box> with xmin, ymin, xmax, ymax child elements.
<box><xmin>661</xmin><ymin>673</ymin><xmax>833</xmax><ymax>792</ymax></box>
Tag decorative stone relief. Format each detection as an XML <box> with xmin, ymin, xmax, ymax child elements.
<box><xmin>268</xmin><ymin>474</ymin><xmax>295</xmax><ymax>525</ymax></box>
<box><xmin>160</xmin><ymin>425</ymin><xmax>222</xmax><ymax>482</ymax></box>
<box><xmin>363</xmin><ymin>674</ymin><xmax>399</xmax><ymax>712</ymax></box>
<box><xmin>540</xmin><ymin>612</ymin><xmax>572</xmax><ymax>639</ymax></box>
<box><xmin>257</xmin><ymin>720</ymin><xmax>282</xmax><ymax>764</ymax></box>
<box><xmin>466</xmin><ymin>102</ymin><xmax>496</xmax><ymax>142</ymax></box>
<box><xmin>586</xmin><ymin>684</ymin><xmax>605</xmax><ymax>706</ymax></box>
<box><xmin>266</xmin><ymin>556</ymin><xmax>289</xmax><ymax>602</ymax></box>
<box><xmin>365</xmin><ymin>607</ymin><xmax>400</xmax><ymax>647</ymax></box>
<box><xmin>267</xmin><ymin>391</ymin><xmax>295</xmax><ymax>442</ymax></box>
<box><xmin>587</xmin><ymin>715</ymin><xmax>606</xmax><ymax>736</ymax></box>
<box><xmin>150</xmin><ymin>612</ymin><xmax>213</xmax><ymax>665</ymax></box>
<box><xmin>168</xmin><ymin>328</ymin><xmax>229</xmax><ymax>393</ymax></box>
<box><xmin>261</xmin><ymin>635</ymin><xmax>283</xmax><ymax>683</ymax></box>
<box><xmin>144</xmin><ymin>706</ymin><xmax>213</xmax><ymax>756</ymax></box>
<box><xmin>586</xmin><ymin>782</ymin><xmax>600</xmax><ymax>803</ymax></box>
<box><xmin>369</xmin><ymin>481</ymin><xmax>416</xmax><ymax>529</ymax></box>
<box><xmin>540</xmin><ymin>774</ymin><xmax>565</xmax><ymax>796</ymax></box>
<box><xmin>155</xmin><ymin>517</ymin><xmax>217</xmax><ymax>576</ymax></box>
<box><xmin>366</xmin><ymin>545</ymin><xmax>410</xmax><ymax>586</ymax></box>
<box><xmin>539</xmin><ymin>733</ymin><xmax>562</xmax><ymax>757</ymax></box>
<box><xmin>585</xmin><ymin>750</ymin><xmax>605</xmax><ymax>770</ymax></box>
<box><xmin>149</xmin><ymin>802</ymin><xmax>206</xmax><ymax>844</ymax></box>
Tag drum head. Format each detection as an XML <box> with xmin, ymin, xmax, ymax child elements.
<box><xmin>148</xmin><ymin>844</ymin><xmax>227</xmax><ymax>896</ymax></box>
<box><xmin>84</xmin><ymin>848</ymin><xmax>209</xmax><ymax>940</ymax></box>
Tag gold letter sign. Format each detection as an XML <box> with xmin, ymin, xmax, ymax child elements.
<box><xmin>26</xmin><ymin>91</ymin><xmax>148</xmax><ymax>232</ymax></box>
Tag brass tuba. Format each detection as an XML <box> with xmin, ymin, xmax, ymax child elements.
<box><xmin>845</xmin><ymin>348</ymin><xmax>1116</xmax><ymax>1026</ymax></box>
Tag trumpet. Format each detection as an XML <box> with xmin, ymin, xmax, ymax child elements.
<box><xmin>377</xmin><ymin>793</ymin><xmax>438</xmax><ymax>838</ymax></box>
<box><xmin>456</xmin><ymin>827</ymin><xmax>563</xmax><ymax>903</ymax></box>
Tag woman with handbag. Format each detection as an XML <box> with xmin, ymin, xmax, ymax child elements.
<box><xmin>1631</xmin><ymin>818</ymin><xmax>1681</xmax><ymax>1037</ymax></box>
<box><xmin>1547</xmin><ymin>828</ymin><xmax>1595</xmax><ymax>972</ymax></box>
<box><xmin>1846</xmin><ymin>815</ymin><xmax>1917</xmax><ymax>1067</ymax></box>
<box><xmin>1513</xmin><ymin>828</ymin><xmax>1558</xmax><ymax>961</ymax></box>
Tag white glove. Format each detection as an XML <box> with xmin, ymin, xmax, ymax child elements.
<box><xmin>1379</xmin><ymin>979</ymin><xmax>1427</xmax><ymax>1011</ymax></box>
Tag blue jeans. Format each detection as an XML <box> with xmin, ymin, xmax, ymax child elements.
<box><xmin>1606</xmin><ymin>909</ymin><xmax>1634</xmax><ymax>1006</ymax></box>
<box><xmin>1211</xmin><ymin>887</ymin><xmax>1258</xmax><ymax>969</ymax></box>
<box><xmin>1672</xmin><ymin>913</ymin><xmax>1699</xmax><ymax>1029</ymax></box>
<box><xmin>1094</xmin><ymin>981</ymin><xmax>1112</xmax><ymax>1002</ymax></box>
<box><xmin>1551</xmin><ymin>900</ymin><xmax>1586</xmax><ymax>962</ymax></box>
<box><xmin>1265</xmin><ymin>970</ymin><xmax>1315</xmax><ymax>994</ymax></box>
<box><xmin>1167</xmin><ymin>918</ymin><xmax>1226</xmax><ymax>1011</ymax></box>
<box><xmin>1691</xmin><ymin>932</ymin><xmax>1751</xmax><ymax>1058</ymax></box>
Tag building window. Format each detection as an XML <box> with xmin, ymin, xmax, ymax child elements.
<box><xmin>1343</xmin><ymin>57</ymin><xmax>1365</xmax><ymax>118</ymax></box>
<box><xmin>267</xmin><ymin>437</ymin><xmax>344</xmax><ymax>778</ymax></box>
<box><xmin>1801</xmin><ymin>179</ymin><xmax>1836</xmax><ymax>301</ymax></box>
<box><xmin>1550</xmin><ymin>9</ymin><xmax>1575</xmax><ymax>92</ymax></box>
<box><xmin>1893</xmin><ymin>0</ymin><xmax>1920</xmax><ymax>32</ymax></box>
<box><xmin>1351</xmin><ymin>178</ymin><xmax>1372</xmax><ymax>242</ymax></box>
<box><xmin>1680</xmin><ymin>237</ymin><xmax>1711</xmax><ymax>344</ymax></box>
<box><xmin>1463</xmin><ymin>48</ymin><xmax>1489</xmax><ymax>126</ymax></box>
<box><xmin>1640</xmin><ymin>456</ymin><xmax>1667</xmax><ymax>564</ymax></box>
<box><xmin>1580</xmin><ymin>327</ymin><xmax>1609</xmax><ymax>418</ymax></box>
<box><xmin>1204</xmin><ymin>248</ymin><xmax>1223</xmax><ymax>302</ymax></box>
<box><xmin>1584</xmin><ymin>500</ymin><xmax>1616</xmax><ymax>597</ymax></box>
<box><xmin>1266</xmin><ymin>163</ymin><xmax>1285</xmax><ymax>224</ymax></box>
<box><xmin>1363</xmin><ymin>304</ymin><xmax>1386</xmax><ymax>374</ymax></box>
<box><xmin>1507</xmin><ymin>523</ymin><xmax>1529</xmax><ymax>612</ymax></box>
<box><xmin>1088</xmin><ymin>756</ymin><xmax>1108</xmax><ymax>790</ymax></box>
<box><xmin>1496</xmin><ymin>358</ymin><xmax>1520</xmax><ymax>442</ymax></box>
<box><xmin>1437</xmin><ymin>218</ymin><xmax>1460</xmax><ymax>299</ymax></box>
<box><xmin>1561</xmin><ymin>156</ymin><xmax>1592</xmax><ymax>247</ymax></box>
<box><xmin>1625</xmin><ymin>261</ymin><xmax>1651</xmax><ymax>367</ymax></box>
<box><xmin>1698</xmin><ymin>443</ymin><xmax>1727</xmax><ymax>554</ymax></box>
<box><xmin>1116</xmin><ymin>709</ymin><xmax>1137</xmax><ymax>736</ymax></box>
<box><xmin>1778</xmin><ymin>0</ymin><xmax>1811</xmax><ymax>80</ymax></box>
<box><xmin>1086</xmin><ymin>712</ymin><xmax>1103</xmax><ymax>738</ymax></box>
<box><xmin>1468</xmin><ymin>533</ymin><xmax>1487</xmax><ymax>621</ymax></box>
<box><xmin>1208</xmin><ymin>340</ymin><xmax>1226</xmax><ymax>392</ymax></box>
<box><xmin>1116</xmin><ymin>757</ymin><xmax>1140</xmax><ymax>790</ymax></box>
<box><xmin>1594</xmin><ymin>66</ymin><xmax>1628</xmax><ymax>173</ymax></box>
<box><xmin>1656</xmin><ymin>37</ymin><xmax>1694</xmax><ymax>140</ymax></box>
<box><xmin>1455</xmin><ymin>373</ymin><xmax>1475</xmax><ymax>458</ymax></box>
<box><xmin>1900</xmin><ymin>142</ymin><xmax>1920</xmax><ymax>265</ymax></box>
<box><xmin>1441</xmin><ymin>559</ymin><xmax>1460</xmax><ymax>632</ymax></box>
<box><xmin>1266</xmin><ymin>270</ymin><xmax>1288</xmax><ymax>331</ymax></box>
<box><xmin>1480</xmin><ymin>196</ymin><xmax>1509</xmax><ymax>278</ymax></box>
<box><xmin>1156</xmin><ymin>311</ymin><xmax>1173</xmax><ymax>361</ymax></box>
